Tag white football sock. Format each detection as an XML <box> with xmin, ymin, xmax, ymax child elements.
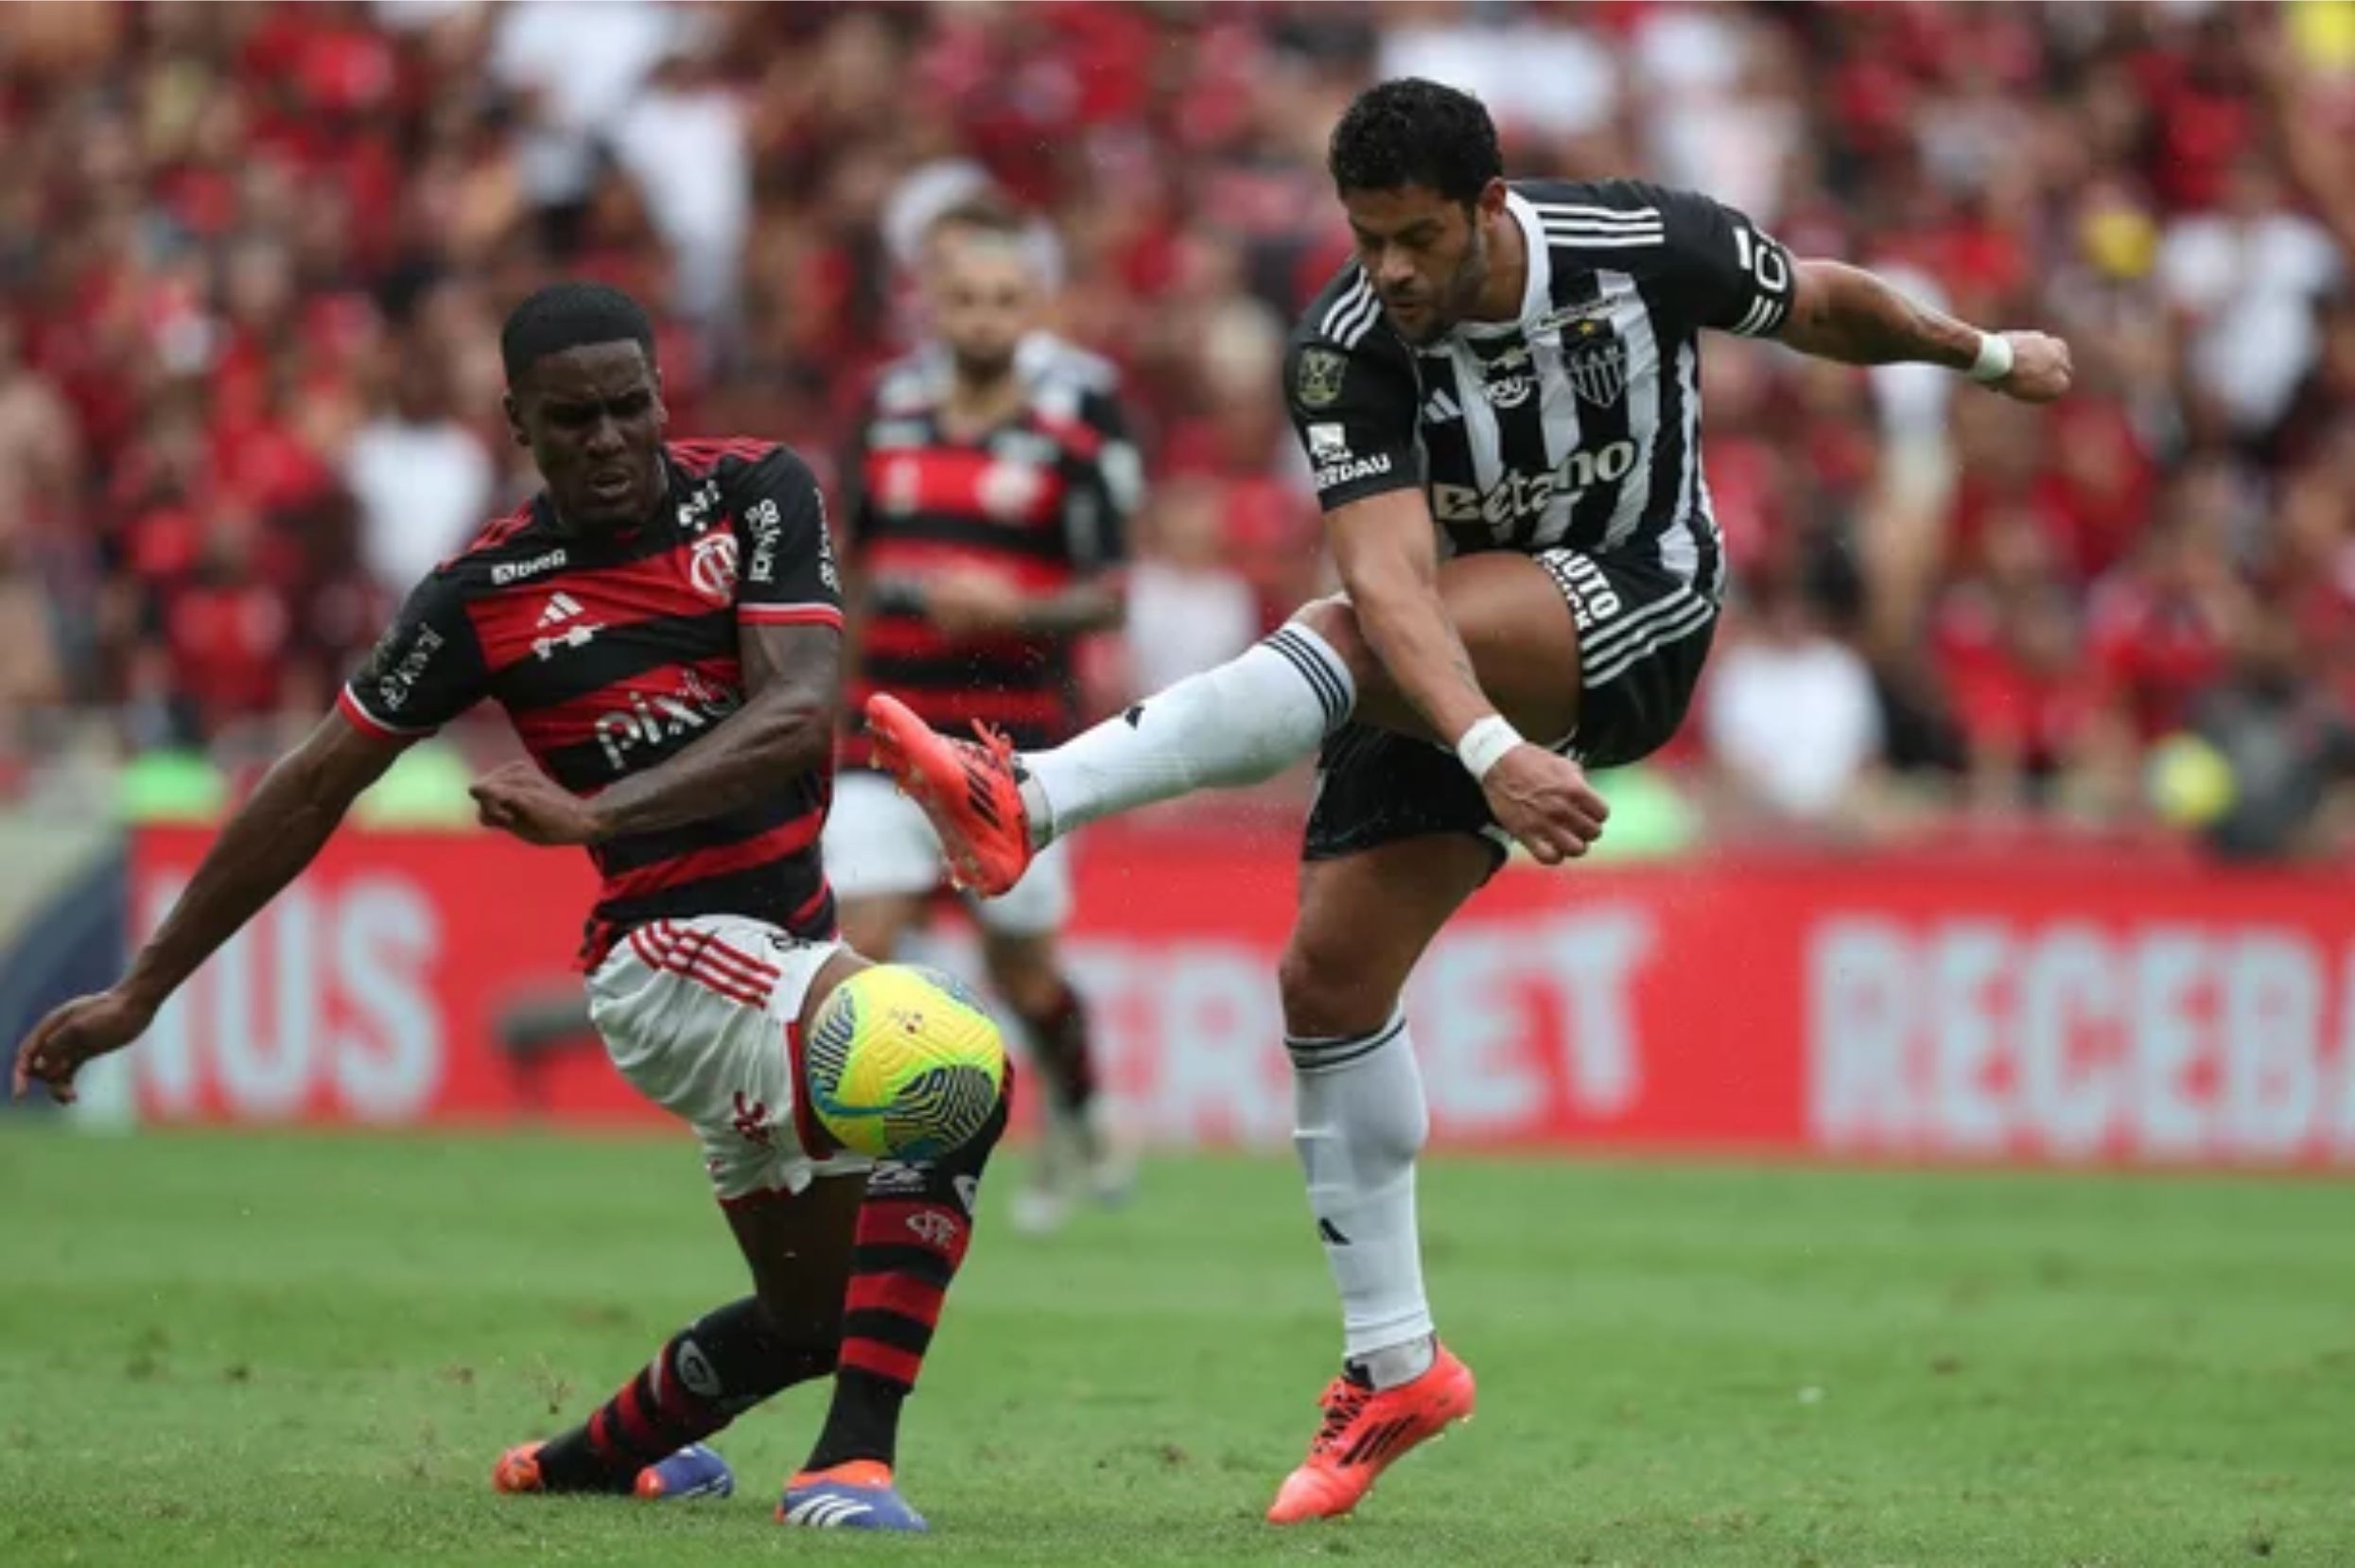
<box><xmin>1021</xmin><ymin>624</ymin><xmax>1353</xmax><ymax>847</ymax></box>
<box><xmin>1288</xmin><ymin>1013</ymin><xmax>1436</xmax><ymax>1388</ymax></box>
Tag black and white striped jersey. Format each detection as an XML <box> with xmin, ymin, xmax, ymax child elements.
<box><xmin>1284</xmin><ymin>180</ymin><xmax>1796</xmax><ymax>601</ymax></box>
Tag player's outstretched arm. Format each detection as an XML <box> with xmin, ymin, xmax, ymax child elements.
<box><xmin>473</xmin><ymin>623</ymin><xmax>842</xmax><ymax>845</ymax></box>
<box><xmin>11</xmin><ymin>715</ymin><xmax>403</xmax><ymax>1102</ymax></box>
<box><xmin>1775</xmin><ymin>260</ymin><xmax>2072</xmax><ymax>404</ymax></box>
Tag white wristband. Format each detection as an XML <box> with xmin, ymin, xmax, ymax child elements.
<box><xmin>1968</xmin><ymin>331</ymin><xmax>2014</xmax><ymax>385</ymax></box>
<box><xmin>1455</xmin><ymin>715</ymin><xmax>1524</xmax><ymax>781</ymax></box>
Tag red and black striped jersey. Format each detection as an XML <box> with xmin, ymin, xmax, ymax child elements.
<box><xmin>338</xmin><ymin>439</ymin><xmax>845</xmax><ymax>965</ymax></box>
<box><xmin>842</xmin><ymin>349</ymin><xmax>1137</xmax><ymax>758</ymax></box>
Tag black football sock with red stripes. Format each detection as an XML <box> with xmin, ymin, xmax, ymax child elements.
<box><xmin>802</xmin><ymin>1093</ymin><xmax>1008</xmax><ymax>1473</ymax></box>
<box><xmin>534</xmin><ymin>1296</ymin><xmax>834</xmax><ymax>1491</ymax></box>
<box><xmin>1017</xmin><ymin>980</ymin><xmax>1097</xmax><ymax>1118</ymax></box>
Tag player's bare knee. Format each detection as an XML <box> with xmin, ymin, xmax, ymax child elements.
<box><xmin>1288</xmin><ymin>597</ymin><xmax>1375</xmax><ymax>685</ymax></box>
<box><xmin>1279</xmin><ymin>938</ymin><xmax>1391</xmax><ymax>1041</ymax></box>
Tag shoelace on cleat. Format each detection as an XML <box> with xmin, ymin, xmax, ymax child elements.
<box><xmin>1307</xmin><ymin>1378</ymin><xmax>1372</xmax><ymax>1457</ymax></box>
<box><xmin>968</xmin><ymin>721</ymin><xmax>1017</xmax><ymax>765</ymax></box>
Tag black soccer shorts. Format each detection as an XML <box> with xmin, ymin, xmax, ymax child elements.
<box><xmin>1302</xmin><ymin>547</ymin><xmax>1718</xmax><ymax>868</ymax></box>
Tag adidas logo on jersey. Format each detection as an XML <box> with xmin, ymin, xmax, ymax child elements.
<box><xmin>1421</xmin><ymin>388</ymin><xmax>1462</xmax><ymax>425</ymax></box>
<box><xmin>532</xmin><ymin>593</ymin><xmax>602</xmax><ymax>660</ymax></box>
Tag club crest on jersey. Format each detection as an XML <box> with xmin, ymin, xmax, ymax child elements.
<box><xmin>1296</xmin><ymin>347</ymin><xmax>1347</xmax><ymax>409</ymax></box>
<box><xmin>689</xmin><ymin>531</ymin><xmax>740</xmax><ymax>604</ymax></box>
<box><xmin>976</xmin><ymin>459</ymin><xmax>1045</xmax><ymax>522</ymax></box>
<box><xmin>1564</xmin><ymin>320</ymin><xmax>1628</xmax><ymax>407</ymax></box>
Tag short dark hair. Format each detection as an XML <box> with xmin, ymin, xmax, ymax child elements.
<box><xmin>499</xmin><ymin>282</ymin><xmax>656</xmax><ymax>385</ymax></box>
<box><xmin>1328</xmin><ymin>78</ymin><xmax>1503</xmax><ymax>206</ymax></box>
<box><xmin>928</xmin><ymin>191</ymin><xmax>1029</xmax><ymax>243</ymax></box>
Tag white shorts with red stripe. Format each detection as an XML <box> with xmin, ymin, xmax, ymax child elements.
<box><xmin>586</xmin><ymin>915</ymin><xmax>872</xmax><ymax>1203</ymax></box>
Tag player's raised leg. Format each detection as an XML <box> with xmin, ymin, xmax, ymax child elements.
<box><xmin>1265</xmin><ymin>833</ymin><xmax>1492</xmax><ymax>1524</ymax></box>
<box><xmin>864</xmin><ymin>549</ymin><xmax>1585</xmax><ymax>894</ymax></box>
<box><xmin>496</xmin><ymin>1176</ymin><xmax>863</xmax><ymax>1501</ymax></box>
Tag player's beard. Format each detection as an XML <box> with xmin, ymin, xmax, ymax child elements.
<box><xmin>1430</xmin><ymin>229</ymin><xmax>1492</xmax><ymax>339</ymax></box>
<box><xmin>1391</xmin><ymin>230</ymin><xmax>1492</xmax><ymax>347</ymax></box>
<box><xmin>951</xmin><ymin>345</ymin><xmax>1019</xmax><ymax>388</ymax></box>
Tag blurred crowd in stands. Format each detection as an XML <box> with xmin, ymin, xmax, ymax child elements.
<box><xmin>2</xmin><ymin>1</ymin><xmax>2351</xmax><ymax>858</ymax></box>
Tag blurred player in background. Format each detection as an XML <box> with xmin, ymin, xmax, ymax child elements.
<box><xmin>829</xmin><ymin>197</ymin><xmax>1141</xmax><ymax>1233</ymax></box>
<box><xmin>13</xmin><ymin>283</ymin><xmax>1005</xmax><ymax>1534</ymax></box>
<box><xmin>868</xmin><ymin>79</ymin><xmax>2073</xmax><ymax>1523</ymax></box>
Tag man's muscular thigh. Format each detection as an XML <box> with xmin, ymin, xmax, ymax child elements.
<box><xmin>1292</xmin><ymin>552</ymin><xmax>1582</xmax><ymax>747</ymax></box>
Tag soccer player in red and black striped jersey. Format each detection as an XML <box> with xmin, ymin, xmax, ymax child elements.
<box><xmin>827</xmin><ymin>199</ymin><xmax>1139</xmax><ymax>1232</ymax></box>
<box><xmin>12</xmin><ymin>284</ymin><xmax>1007</xmax><ymax>1533</ymax></box>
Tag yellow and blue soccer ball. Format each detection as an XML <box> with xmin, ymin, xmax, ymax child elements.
<box><xmin>805</xmin><ymin>965</ymin><xmax>1006</xmax><ymax>1159</ymax></box>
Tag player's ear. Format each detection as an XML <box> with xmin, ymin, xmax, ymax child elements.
<box><xmin>1474</xmin><ymin>178</ymin><xmax>1509</xmax><ymax>225</ymax></box>
<box><xmin>502</xmin><ymin>391</ymin><xmax>531</xmax><ymax>449</ymax></box>
<box><xmin>652</xmin><ymin>370</ymin><xmax>669</xmax><ymax>428</ymax></box>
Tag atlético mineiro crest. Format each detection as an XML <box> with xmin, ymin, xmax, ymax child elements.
<box><xmin>1564</xmin><ymin>318</ymin><xmax>1627</xmax><ymax>407</ymax></box>
<box><xmin>689</xmin><ymin>531</ymin><xmax>740</xmax><ymax>603</ymax></box>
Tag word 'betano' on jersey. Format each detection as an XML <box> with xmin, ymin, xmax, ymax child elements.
<box><xmin>340</xmin><ymin>439</ymin><xmax>845</xmax><ymax>965</ymax></box>
<box><xmin>1286</xmin><ymin>179</ymin><xmax>1798</xmax><ymax>601</ymax></box>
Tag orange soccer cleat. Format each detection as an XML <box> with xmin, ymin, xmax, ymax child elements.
<box><xmin>1265</xmin><ymin>1343</ymin><xmax>1477</xmax><ymax>1524</ymax></box>
<box><xmin>492</xmin><ymin>1439</ymin><xmax>733</xmax><ymax>1500</ymax></box>
<box><xmin>492</xmin><ymin>1442</ymin><xmax>547</xmax><ymax>1494</ymax></box>
<box><xmin>864</xmin><ymin>693</ymin><xmax>1035</xmax><ymax>897</ymax></box>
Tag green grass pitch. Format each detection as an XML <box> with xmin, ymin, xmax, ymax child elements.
<box><xmin>3</xmin><ymin>1127</ymin><xmax>2350</xmax><ymax>1565</ymax></box>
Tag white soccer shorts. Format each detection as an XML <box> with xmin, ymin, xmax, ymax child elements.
<box><xmin>586</xmin><ymin>915</ymin><xmax>872</xmax><ymax>1203</ymax></box>
<box><xmin>824</xmin><ymin>768</ymin><xmax>1074</xmax><ymax>936</ymax></box>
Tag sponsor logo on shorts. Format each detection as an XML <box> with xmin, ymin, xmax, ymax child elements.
<box><xmin>731</xmin><ymin>1090</ymin><xmax>774</xmax><ymax>1147</ymax></box>
<box><xmin>1540</xmin><ymin>551</ymin><xmax>1625</xmax><ymax>633</ymax></box>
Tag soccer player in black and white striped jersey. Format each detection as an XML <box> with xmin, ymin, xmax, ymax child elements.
<box><xmin>861</xmin><ymin>78</ymin><xmax>2071</xmax><ymax>1522</ymax></box>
